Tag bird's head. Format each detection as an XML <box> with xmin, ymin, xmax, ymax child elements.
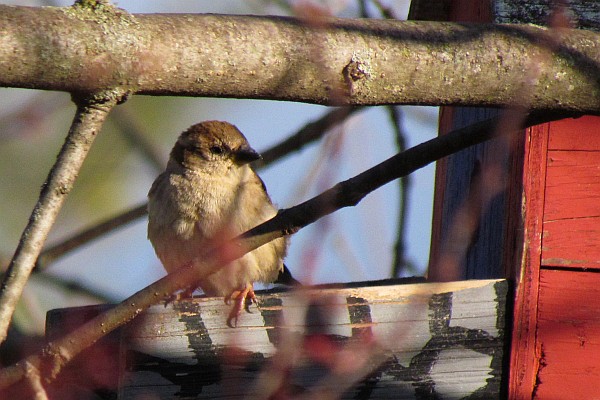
<box><xmin>168</xmin><ymin>121</ymin><xmax>261</xmax><ymax>174</ymax></box>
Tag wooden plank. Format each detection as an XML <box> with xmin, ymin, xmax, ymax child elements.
<box><xmin>494</xmin><ymin>0</ymin><xmax>600</xmax><ymax>31</ymax></box>
<box><xmin>46</xmin><ymin>279</ymin><xmax>509</xmax><ymax>399</ymax></box>
<box><xmin>534</xmin><ymin>269</ymin><xmax>600</xmax><ymax>399</ymax></box>
<box><xmin>428</xmin><ymin>106</ymin><xmax>452</xmax><ymax>280</ymax></box>
<box><xmin>121</xmin><ymin>279</ymin><xmax>508</xmax><ymax>399</ymax></box>
<box><xmin>544</xmin><ymin>150</ymin><xmax>600</xmax><ymax>221</ymax></box>
<box><xmin>542</xmin><ymin>217</ymin><xmax>600</xmax><ymax>268</ymax></box>
<box><xmin>547</xmin><ymin>116</ymin><xmax>600</xmax><ymax>151</ymax></box>
<box><xmin>509</xmin><ymin>123</ymin><xmax>549</xmax><ymax>400</ymax></box>
<box><xmin>448</xmin><ymin>0</ymin><xmax>493</xmax><ymax>22</ymax></box>
<box><xmin>542</xmin><ymin>149</ymin><xmax>600</xmax><ymax>268</ymax></box>
<box><xmin>427</xmin><ymin>106</ymin><xmax>511</xmax><ymax>281</ymax></box>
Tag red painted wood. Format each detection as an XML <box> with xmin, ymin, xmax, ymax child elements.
<box><xmin>449</xmin><ymin>0</ymin><xmax>492</xmax><ymax>22</ymax></box>
<box><xmin>548</xmin><ymin>116</ymin><xmax>600</xmax><ymax>151</ymax></box>
<box><xmin>544</xmin><ymin>150</ymin><xmax>600</xmax><ymax>221</ymax></box>
<box><xmin>542</xmin><ymin>147</ymin><xmax>600</xmax><ymax>269</ymax></box>
<box><xmin>542</xmin><ymin>217</ymin><xmax>600</xmax><ymax>268</ymax></box>
<box><xmin>534</xmin><ymin>269</ymin><xmax>600</xmax><ymax>399</ymax></box>
<box><xmin>509</xmin><ymin>123</ymin><xmax>549</xmax><ymax>400</ymax></box>
<box><xmin>427</xmin><ymin>107</ymin><xmax>452</xmax><ymax>280</ymax></box>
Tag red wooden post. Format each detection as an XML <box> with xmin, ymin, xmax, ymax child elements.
<box><xmin>511</xmin><ymin>116</ymin><xmax>600</xmax><ymax>398</ymax></box>
<box><xmin>508</xmin><ymin>123</ymin><xmax>548</xmax><ymax>398</ymax></box>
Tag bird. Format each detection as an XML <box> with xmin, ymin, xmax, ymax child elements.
<box><xmin>147</xmin><ymin>121</ymin><xmax>294</xmax><ymax>327</ymax></box>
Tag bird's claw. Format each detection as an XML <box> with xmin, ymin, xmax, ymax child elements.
<box><xmin>226</xmin><ymin>285</ymin><xmax>257</xmax><ymax>327</ymax></box>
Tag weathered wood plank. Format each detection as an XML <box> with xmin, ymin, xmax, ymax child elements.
<box><xmin>535</xmin><ymin>269</ymin><xmax>600</xmax><ymax>398</ymax></box>
<box><xmin>542</xmin><ymin>149</ymin><xmax>600</xmax><ymax>268</ymax></box>
<box><xmin>46</xmin><ymin>279</ymin><xmax>509</xmax><ymax>399</ymax></box>
<box><xmin>544</xmin><ymin>150</ymin><xmax>600</xmax><ymax>221</ymax></box>
<box><xmin>542</xmin><ymin>217</ymin><xmax>600</xmax><ymax>268</ymax></box>
<box><xmin>494</xmin><ymin>0</ymin><xmax>600</xmax><ymax>30</ymax></box>
<box><xmin>509</xmin><ymin>123</ymin><xmax>548</xmax><ymax>400</ymax></box>
<box><xmin>547</xmin><ymin>116</ymin><xmax>600</xmax><ymax>151</ymax></box>
<box><xmin>428</xmin><ymin>107</ymin><xmax>512</xmax><ymax>281</ymax></box>
<box><xmin>120</xmin><ymin>279</ymin><xmax>508</xmax><ymax>399</ymax></box>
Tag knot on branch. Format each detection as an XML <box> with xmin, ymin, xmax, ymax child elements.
<box><xmin>71</xmin><ymin>90</ymin><xmax>129</xmax><ymax>110</ymax></box>
<box><xmin>67</xmin><ymin>0</ymin><xmax>135</xmax><ymax>28</ymax></box>
<box><xmin>41</xmin><ymin>343</ymin><xmax>71</xmax><ymax>381</ymax></box>
<box><xmin>73</xmin><ymin>0</ymin><xmax>112</xmax><ymax>10</ymax></box>
<box><xmin>342</xmin><ymin>53</ymin><xmax>373</xmax><ymax>96</ymax></box>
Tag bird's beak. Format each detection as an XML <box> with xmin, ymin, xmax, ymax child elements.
<box><xmin>234</xmin><ymin>146</ymin><xmax>261</xmax><ymax>165</ymax></box>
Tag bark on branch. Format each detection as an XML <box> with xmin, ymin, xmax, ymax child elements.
<box><xmin>1</xmin><ymin>4</ymin><xmax>600</xmax><ymax>112</ymax></box>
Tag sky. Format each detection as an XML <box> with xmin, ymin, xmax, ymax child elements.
<box><xmin>1</xmin><ymin>1</ymin><xmax>438</xmax><ymax>319</ymax></box>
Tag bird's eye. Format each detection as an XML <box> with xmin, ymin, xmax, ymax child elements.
<box><xmin>209</xmin><ymin>146</ymin><xmax>224</xmax><ymax>155</ymax></box>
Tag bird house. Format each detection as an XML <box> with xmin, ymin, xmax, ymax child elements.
<box><xmin>415</xmin><ymin>1</ymin><xmax>600</xmax><ymax>398</ymax></box>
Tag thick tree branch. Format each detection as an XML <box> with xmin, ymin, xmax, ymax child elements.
<box><xmin>0</xmin><ymin>92</ymin><xmax>122</xmax><ymax>343</ymax></box>
<box><xmin>1</xmin><ymin>4</ymin><xmax>600</xmax><ymax>112</ymax></box>
<box><xmin>0</xmin><ymin>109</ymin><xmax>573</xmax><ymax>391</ymax></box>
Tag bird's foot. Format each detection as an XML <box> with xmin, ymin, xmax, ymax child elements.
<box><xmin>226</xmin><ymin>284</ymin><xmax>257</xmax><ymax>327</ymax></box>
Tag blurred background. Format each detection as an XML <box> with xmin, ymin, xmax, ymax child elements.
<box><xmin>0</xmin><ymin>0</ymin><xmax>437</xmax><ymax>341</ymax></box>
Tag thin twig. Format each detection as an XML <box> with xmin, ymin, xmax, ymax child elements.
<box><xmin>24</xmin><ymin>361</ymin><xmax>47</xmax><ymax>400</ymax></box>
<box><xmin>359</xmin><ymin>0</ymin><xmax>411</xmax><ymax>277</ymax></box>
<box><xmin>242</xmin><ymin>112</ymin><xmax>570</xmax><ymax>250</ymax></box>
<box><xmin>110</xmin><ymin>107</ymin><xmax>165</xmax><ymax>171</ymax></box>
<box><xmin>0</xmin><ymin>109</ymin><xmax>572</xmax><ymax>392</ymax></box>
<box><xmin>258</xmin><ymin>106</ymin><xmax>360</xmax><ymax>166</ymax></box>
<box><xmin>0</xmin><ymin>92</ymin><xmax>121</xmax><ymax>344</ymax></box>
<box><xmin>358</xmin><ymin>0</ymin><xmax>368</xmax><ymax>18</ymax></box>
<box><xmin>358</xmin><ymin>0</ymin><xmax>398</xmax><ymax>20</ymax></box>
<box><xmin>36</xmin><ymin>204</ymin><xmax>147</xmax><ymax>270</ymax></box>
<box><xmin>36</xmin><ymin>271</ymin><xmax>118</xmax><ymax>304</ymax></box>
<box><xmin>370</xmin><ymin>0</ymin><xmax>397</xmax><ymax>19</ymax></box>
<box><xmin>388</xmin><ymin>106</ymin><xmax>413</xmax><ymax>277</ymax></box>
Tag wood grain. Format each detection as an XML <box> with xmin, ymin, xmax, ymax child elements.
<box><xmin>542</xmin><ymin>217</ymin><xmax>600</xmax><ymax>268</ymax></box>
<box><xmin>548</xmin><ymin>116</ymin><xmax>600</xmax><ymax>151</ymax></box>
<box><xmin>534</xmin><ymin>269</ymin><xmax>600</xmax><ymax>399</ymax></box>
<box><xmin>544</xmin><ymin>151</ymin><xmax>600</xmax><ymax>221</ymax></box>
<box><xmin>509</xmin><ymin>123</ymin><xmax>549</xmax><ymax>400</ymax></box>
<box><xmin>542</xmin><ymin>150</ymin><xmax>600</xmax><ymax>268</ymax></box>
<box><xmin>46</xmin><ymin>279</ymin><xmax>509</xmax><ymax>399</ymax></box>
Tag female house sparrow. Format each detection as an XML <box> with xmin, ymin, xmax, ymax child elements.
<box><xmin>148</xmin><ymin>121</ymin><xmax>291</xmax><ymax>326</ymax></box>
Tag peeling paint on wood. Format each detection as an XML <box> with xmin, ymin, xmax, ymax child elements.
<box><xmin>46</xmin><ymin>279</ymin><xmax>509</xmax><ymax>399</ymax></box>
<box><xmin>542</xmin><ymin>217</ymin><xmax>600</xmax><ymax>268</ymax></box>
